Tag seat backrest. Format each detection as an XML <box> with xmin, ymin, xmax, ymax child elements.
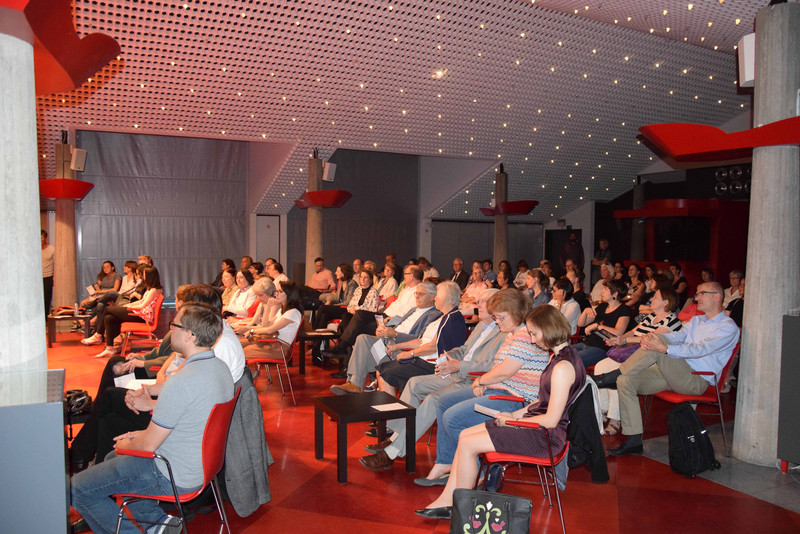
<box><xmin>201</xmin><ymin>386</ymin><xmax>241</xmax><ymax>486</ymax></box>
<box><xmin>148</xmin><ymin>293</ymin><xmax>166</xmax><ymax>325</ymax></box>
<box><xmin>715</xmin><ymin>341</ymin><xmax>740</xmax><ymax>387</ymax></box>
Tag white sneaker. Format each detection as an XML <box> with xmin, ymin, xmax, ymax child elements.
<box><xmin>147</xmin><ymin>515</ymin><xmax>182</xmax><ymax>534</ymax></box>
<box><xmin>81</xmin><ymin>333</ymin><xmax>103</xmax><ymax>345</ymax></box>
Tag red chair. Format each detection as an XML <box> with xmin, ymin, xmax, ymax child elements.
<box><xmin>249</xmin><ymin>333</ymin><xmax>298</xmax><ymax>405</ymax></box>
<box><xmin>119</xmin><ymin>293</ymin><xmax>165</xmax><ymax>356</ymax></box>
<box><xmin>644</xmin><ymin>341</ymin><xmax>740</xmax><ymax>457</ymax></box>
<box><xmin>112</xmin><ymin>386</ymin><xmax>241</xmax><ymax>534</ymax></box>
<box><xmin>476</xmin><ymin>396</ymin><xmax>568</xmax><ymax>534</ymax></box>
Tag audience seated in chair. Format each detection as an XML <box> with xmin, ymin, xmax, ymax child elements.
<box><xmin>223</xmin><ymin>269</ymin><xmax>257</xmax><ymax>318</ymax></box>
<box><xmin>415</xmin><ymin>305</ymin><xmax>585</xmax><ymax>521</ymax></box>
<box><xmin>593</xmin><ymin>282</ymin><xmax>739</xmax><ymax>457</ymax></box>
<box><xmin>241</xmin><ymin>281</ymin><xmax>303</xmax><ymax>372</ymax></box>
<box><xmin>574</xmin><ymin>278</ymin><xmax>630</xmax><ymax>367</ymax></box>
<box><xmin>359</xmin><ymin>288</ymin><xmax>503</xmax><ymax>472</ymax></box>
<box><xmin>329</xmin><ymin>281</ymin><xmax>441</xmax><ymax>394</ymax></box>
<box><xmin>416</xmin><ymin>289</ymin><xmax>549</xmax><ymax>486</ymax></box>
<box><xmin>71</xmin><ymin>302</ymin><xmax>235</xmax><ymax>533</ymax></box>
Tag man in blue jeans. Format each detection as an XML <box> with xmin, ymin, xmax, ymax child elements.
<box><xmin>71</xmin><ymin>303</ymin><xmax>234</xmax><ymax>534</ymax></box>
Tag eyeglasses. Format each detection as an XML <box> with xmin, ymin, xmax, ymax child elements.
<box><xmin>169</xmin><ymin>321</ymin><xmax>189</xmax><ymax>331</ymax></box>
<box><xmin>403</xmin><ymin>271</ymin><xmax>413</xmax><ymax>277</ymax></box>
<box><xmin>694</xmin><ymin>291</ymin><xmax>719</xmax><ymax>298</ymax></box>
<box><xmin>492</xmin><ymin>313</ymin><xmax>512</xmax><ymax>323</ymax></box>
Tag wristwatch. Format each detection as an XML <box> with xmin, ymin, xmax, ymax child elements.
<box><xmin>410</xmin><ymin>350</ymin><xmax>415</xmax><ymax>357</ymax></box>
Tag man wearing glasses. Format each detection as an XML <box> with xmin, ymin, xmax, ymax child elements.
<box><xmin>593</xmin><ymin>282</ymin><xmax>740</xmax><ymax>456</ymax></box>
<box><xmin>72</xmin><ymin>303</ymin><xmax>234</xmax><ymax>533</ymax></box>
<box><xmin>330</xmin><ymin>282</ymin><xmax>442</xmax><ymax>394</ymax></box>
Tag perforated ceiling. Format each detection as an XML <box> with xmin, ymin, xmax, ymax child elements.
<box><xmin>36</xmin><ymin>0</ymin><xmax>763</xmax><ymax>222</ymax></box>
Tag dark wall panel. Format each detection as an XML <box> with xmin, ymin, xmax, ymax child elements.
<box><xmin>287</xmin><ymin>149</ymin><xmax>419</xmax><ymax>280</ymax></box>
<box><xmin>76</xmin><ymin>131</ymin><xmax>247</xmax><ymax>296</ymax></box>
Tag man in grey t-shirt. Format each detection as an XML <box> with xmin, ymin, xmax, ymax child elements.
<box><xmin>72</xmin><ymin>303</ymin><xmax>234</xmax><ymax>533</ymax></box>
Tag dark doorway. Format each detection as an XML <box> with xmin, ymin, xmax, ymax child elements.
<box><xmin>545</xmin><ymin>228</ymin><xmax>583</xmax><ymax>278</ymax></box>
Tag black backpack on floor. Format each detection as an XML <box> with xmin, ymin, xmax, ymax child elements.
<box><xmin>667</xmin><ymin>402</ymin><xmax>721</xmax><ymax>478</ymax></box>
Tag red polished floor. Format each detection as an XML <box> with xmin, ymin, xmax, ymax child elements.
<box><xmin>50</xmin><ymin>329</ymin><xmax>800</xmax><ymax>534</ymax></box>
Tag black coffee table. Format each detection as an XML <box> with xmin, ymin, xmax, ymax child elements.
<box><xmin>314</xmin><ymin>391</ymin><xmax>416</xmax><ymax>483</ymax></box>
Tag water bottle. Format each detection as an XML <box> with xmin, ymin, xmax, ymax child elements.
<box><xmin>74</xmin><ymin>302</ymin><xmax>79</xmax><ymax>317</ymax></box>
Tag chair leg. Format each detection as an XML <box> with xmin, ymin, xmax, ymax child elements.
<box><xmin>282</xmin><ymin>363</ymin><xmax>296</xmax><ymax>405</ymax></box>
<box><xmin>274</xmin><ymin>364</ymin><xmax>286</xmax><ymax>396</ymax></box>
<box><xmin>120</xmin><ymin>332</ymin><xmax>129</xmax><ymax>357</ymax></box>
<box><xmin>210</xmin><ymin>477</ymin><xmax>231</xmax><ymax>534</ymax></box>
<box><xmin>549</xmin><ymin>466</ymin><xmax>566</xmax><ymax>534</ymax></box>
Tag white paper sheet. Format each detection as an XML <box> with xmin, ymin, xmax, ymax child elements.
<box><xmin>114</xmin><ymin>373</ymin><xmax>157</xmax><ymax>390</ymax></box>
<box><xmin>373</xmin><ymin>402</ymin><xmax>408</xmax><ymax>411</ymax></box>
<box><xmin>370</xmin><ymin>338</ymin><xmax>388</xmax><ymax>364</ymax></box>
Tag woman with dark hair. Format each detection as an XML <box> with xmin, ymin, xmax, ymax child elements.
<box><xmin>80</xmin><ymin>261</ymin><xmax>122</xmax><ymax>307</ymax></box>
<box><xmin>514</xmin><ymin>259</ymin><xmax>529</xmax><ymax>288</ymax></box>
<box><xmin>574</xmin><ymin>278</ymin><xmax>630</xmax><ymax>367</ymax></box>
<box><xmin>497</xmin><ymin>260</ymin><xmax>514</xmax><ymax>283</ymax></box>
<box><xmin>548</xmin><ymin>278</ymin><xmax>580</xmax><ymax>334</ymax></box>
<box><xmin>249</xmin><ymin>261</ymin><xmax>265</xmax><ymax>281</ymax></box>
<box><xmin>86</xmin><ymin>260</ymin><xmax>140</xmax><ymax>328</ymax></box>
<box><xmin>624</xmin><ymin>263</ymin><xmax>646</xmax><ymax>307</ymax></box>
<box><xmin>669</xmin><ymin>261</ymin><xmax>689</xmax><ymax>308</ymax></box>
<box><xmin>224</xmin><ymin>269</ymin><xmax>257</xmax><ymax>318</ymax></box>
<box><xmin>212</xmin><ymin>258</ymin><xmax>236</xmax><ymax>287</ymax></box>
<box><xmin>415</xmin><ymin>305</ymin><xmax>585</xmax><ymax>520</ymax></box>
<box><xmin>219</xmin><ymin>268</ymin><xmax>237</xmax><ymax>307</ymax></box>
<box><xmin>613</xmin><ymin>261</ymin><xmax>630</xmax><ymax>285</ymax></box>
<box><xmin>88</xmin><ymin>266</ymin><xmax>163</xmax><ymax>359</ymax></box>
<box><xmin>242</xmin><ymin>280</ymin><xmax>304</xmax><ymax>366</ymax></box>
<box><xmin>320</xmin><ymin>263</ymin><xmax>357</xmax><ymax>305</ymax></box>
<box><xmin>524</xmin><ymin>268</ymin><xmax>551</xmax><ymax>308</ymax></box>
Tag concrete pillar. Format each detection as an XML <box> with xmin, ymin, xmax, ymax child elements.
<box><xmin>52</xmin><ymin>199</ymin><xmax>78</xmax><ymax>308</ymax></box>
<box><xmin>733</xmin><ymin>2</ymin><xmax>800</xmax><ymax>466</ymax></box>
<box><xmin>630</xmin><ymin>180</ymin><xmax>645</xmax><ymax>261</ymax></box>
<box><xmin>305</xmin><ymin>157</ymin><xmax>324</xmax><ymax>283</ymax></box>
<box><xmin>0</xmin><ymin>18</ymin><xmax>48</xmax><ymax>381</ymax></box>
<box><xmin>492</xmin><ymin>170</ymin><xmax>508</xmax><ymax>268</ymax></box>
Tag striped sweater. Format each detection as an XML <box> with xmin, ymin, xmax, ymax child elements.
<box><xmin>493</xmin><ymin>326</ymin><xmax>550</xmax><ymax>402</ymax></box>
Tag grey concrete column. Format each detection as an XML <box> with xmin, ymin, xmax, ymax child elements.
<box><xmin>53</xmin><ymin>199</ymin><xmax>78</xmax><ymax>309</ymax></box>
<box><xmin>630</xmin><ymin>181</ymin><xmax>645</xmax><ymax>261</ymax></box>
<box><xmin>0</xmin><ymin>23</ymin><xmax>48</xmax><ymax>378</ymax></box>
<box><xmin>305</xmin><ymin>157</ymin><xmax>324</xmax><ymax>283</ymax></box>
<box><xmin>733</xmin><ymin>2</ymin><xmax>800</xmax><ymax>466</ymax></box>
<box><xmin>492</xmin><ymin>170</ymin><xmax>508</xmax><ymax>267</ymax></box>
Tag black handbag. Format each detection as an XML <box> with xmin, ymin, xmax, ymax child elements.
<box><xmin>450</xmin><ymin>489</ymin><xmax>532</xmax><ymax>534</ymax></box>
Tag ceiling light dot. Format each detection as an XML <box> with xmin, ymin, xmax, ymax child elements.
<box><xmin>179</xmin><ymin>127</ymin><xmax>183</xmax><ymax>131</ymax></box>
<box><xmin>735</xmin><ymin>18</ymin><xmax>741</xmax><ymax>25</ymax></box>
<box><xmin>687</xmin><ymin>3</ymin><xmax>693</xmax><ymax>10</ymax></box>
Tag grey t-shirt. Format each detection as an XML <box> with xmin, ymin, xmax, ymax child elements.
<box><xmin>151</xmin><ymin>349</ymin><xmax>234</xmax><ymax>488</ymax></box>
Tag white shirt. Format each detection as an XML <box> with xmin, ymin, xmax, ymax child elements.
<box><xmin>385</xmin><ymin>285</ymin><xmax>417</xmax><ymax>318</ymax></box>
<box><xmin>214</xmin><ymin>322</ymin><xmax>246</xmax><ymax>382</ymax></box>
<box><xmin>395</xmin><ymin>306</ymin><xmax>433</xmax><ymax>335</ymax></box>
<box><xmin>227</xmin><ymin>287</ymin><xmax>256</xmax><ymax>317</ymax></box>
<box><xmin>423</xmin><ymin>267</ymin><xmax>439</xmax><ymax>279</ymax></box>
<box><xmin>462</xmin><ymin>322</ymin><xmax>498</xmax><ymax>362</ymax></box>
<box><xmin>272</xmin><ymin>273</ymin><xmax>289</xmax><ymax>290</ymax></box>
<box><xmin>42</xmin><ymin>244</ymin><xmax>55</xmax><ymax>277</ymax></box>
<box><xmin>419</xmin><ymin>317</ymin><xmax>442</xmax><ymax>344</ymax></box>
<box><xmin>275</xmin><ymin>308</ymin><xmax>302</xmax><ymax>345</ymax></box>
<box><xmin>548</xmin><ymin>299</ymin><xmax>581</xmax><ymax>335</ymax></box>
<box><xmin>590</xmin><ymin>279</ymin><xmax>605</xmax><ymax>303</ymax></box>
<box><xmin>722</xmin><ymin>287</ymin><xmax>740</xmax><ymax>308</ymax></box>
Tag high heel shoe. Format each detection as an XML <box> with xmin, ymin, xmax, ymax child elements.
<box><xmin>414</xmin><ymin>506</ymin><xmax>452</xmax><ymax>520</ymax></box>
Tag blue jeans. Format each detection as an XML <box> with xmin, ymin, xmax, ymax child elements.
<box><xmin>573</xmin><ymin>343</ymin><xmax>608</xmax><ymax>367</ymax></box>
<box><xmin>435</xmin><ymin>387</ymin><xmax>527</xmax><ymax>465</ymax></box>
<box><xmin>71</xmin><ymin>452</ymin><xmax>199</xmax><ymax>534</ymax></box>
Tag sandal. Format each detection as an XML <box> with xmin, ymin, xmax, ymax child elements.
<box><xmin>604</xmin><ymin>419</ymin><xmax>621</xmax><ymax>436</ymax></box>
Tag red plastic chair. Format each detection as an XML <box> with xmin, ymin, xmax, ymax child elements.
<box><xmin>476</xmin><ymin>396</ymin><xmax>568</xmax><ymax>534</ymax></box>
<box><xmin>644</xmin><ymin>341</ymin><xmax>740</xmax><ymax>457</ymax></box>
<box><xmin>119</xmin><ymin>293</ymin><xmax>165</xmax><ymax>356</ymax></box>
<box><xmin>112</xmin><ymin>386</ymin><xmax>241</xmax><ymax>534</ymax></box>
<box><xmin>249</xmin><ymin>333</ymin><xmax>298</xmax><ymax>405</ymax></box>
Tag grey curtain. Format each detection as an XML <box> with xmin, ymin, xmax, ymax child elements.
<box><xmin>76</xmin><ymin>131</ymin><xmax>247</xmax><ymax>297</ymax></box>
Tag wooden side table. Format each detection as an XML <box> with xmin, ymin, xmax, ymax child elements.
<box><xmin>313</xmin><ymin>391</ymin><xmax>416</xmax><ymax>483</ymax></box>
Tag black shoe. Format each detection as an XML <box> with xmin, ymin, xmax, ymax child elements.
<box><xmin>414</xmin><ymin>506</ymin><xmax>452</xmax><ymax>520</ymax></box>
<box><xmin>607</xmin><ymin>441</ymin><xmax>644</xmax><ymax>457</ymax></box>
<box><xmin>593</xmin><ymin>370</ymin><xmax>621</xmax><ymax>389</ymax></box>
<box><xmin>329</xmin><ymin>370</ymin><xmax>347</xmax><ymax>379</ymax></box>
<box><xmin>365</xmin><ymin>428</ymin><xmax>378</xmax><ymax>438</ymax></box>
<box><xmin>70</xmin><ymin>517</ymin><xmax>90</xmax><ymax>533</ymax></box>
